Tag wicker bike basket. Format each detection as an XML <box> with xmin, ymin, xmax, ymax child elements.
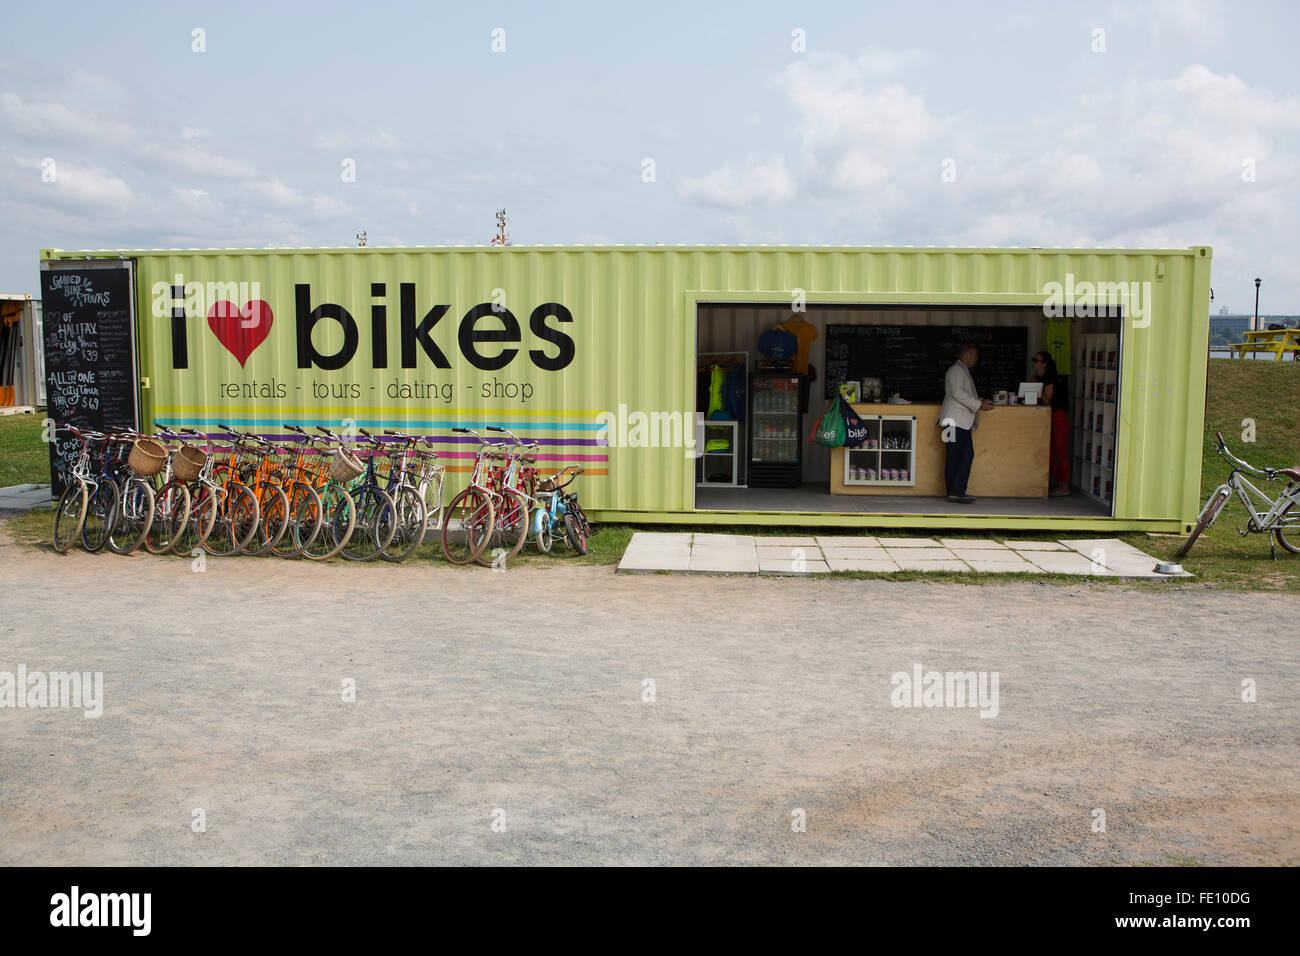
<box><xmin>329</xmin><ymin>447</ymin><xmax>364</xmax><ymax>482</ymax></box>
<box><xmin>172</xmin><ymin>446</ymin><xmax>207</xmax><ymax>482</ymax></box>
<box><xmin>128</xmin><ymin>438</ymin><xmax>168</xmax><ymax>477</ymax></box>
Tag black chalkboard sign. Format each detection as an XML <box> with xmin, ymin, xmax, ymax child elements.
<box><xmin>41</xmin><ymin>265</ymin><xmax>138</xmax><ymax>494</ymax></box>
<box><xmin>825</xmin><ymin>324</ymin><xmax>1029</xmax><ymax>402</ymax></box>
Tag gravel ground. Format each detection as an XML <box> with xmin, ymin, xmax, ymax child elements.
<box><xmin>1</xmin><ymin>527</ymin><xmax>1296</xmax><ymax>866</ymax></box>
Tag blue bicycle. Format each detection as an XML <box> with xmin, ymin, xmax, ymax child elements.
<box><xmin>531</xmin><ymin>466</ymin><xmax>589</xmax><ymax>555</ymax></box>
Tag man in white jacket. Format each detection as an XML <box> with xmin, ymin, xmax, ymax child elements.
<box><xmin>937</xmin><ymin>345</ymin><xmax>994</xmax><ymax>503</ymax></box>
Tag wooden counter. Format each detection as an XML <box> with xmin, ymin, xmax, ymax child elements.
<box><xmin>830</xmin><ymin>402</ymin><xmax>1051</xmax><ymax>498</ymax></box>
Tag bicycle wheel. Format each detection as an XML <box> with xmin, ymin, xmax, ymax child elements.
<box><xmin>1275</xmin><ymin>500</ymin><xmax>1300</xmax><ymax>555</ymax></box>
<box><xmin>145</xmin><ymin>481</ymin><xmax>191</xmax><ymax>555</ymax></box>
<box><xmin>304</xmin><ymin>484</ymin><xmax>355</xmax><ymax>561</ymax></box>
<box><xmin>82</xmin><ymin>479</ymin><xmax>119</xmax><ymax>552</ymax></box>
<box><xmin>382</xmin><ymin>486</ymin><xmax>427</xmax><ymax>563</ymax></box>
<box><xmin>52</xmin><ymin>482</ymin><xmax>88</xmax><ymax>553</ymax></box>
<box><xmin>343</xmin><ymin>487</ymin><xmax>396</xmax><ymax>561</ymax></box>
<box><xmin>534</xmin><ymin>509</ymin><xmax>553</xmax><ymax>554</ymax></box>
<box><xmin>441</xmin><ymin>487</ymin><xmax>494</xmax><ymax>565</ymax></box>
<box><xmin>563</xmin><ymin>511</ymin><xmax>588</xmax><ymax>555</ymax></box>
<box><xmin>205</xmin><ymin>483</ymin><xmax>260</xmax><ymax>557</ymax></box>
<box><xmin>1176</xmin><ymin>488</ymin><xmax>1230</xmax><ymax>558</ymax></box>
<box><xmin>242</xmin><ymin>485</ymin><xmax>289</xmax><ymax>556</ymax></box>
<box><xmin>275</xmin><ymin>483</ymin><xmax>323</xmax><ymax>558</ymax></box>
<box><xmin>107</xmin><ymin>478</ymin><xmax>155</xmax><ymax>555</ymax></box>
<box><xmin>479</xmin><ymin>488</ymin><xmax>528</xmax><ymax>566</ymax></box>
<box><xmin>175</xmin><ymin>485</ymin><xmax>217</xmax><ymax>557</ymax></box>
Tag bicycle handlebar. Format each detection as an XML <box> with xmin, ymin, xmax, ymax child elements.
<box><xmin>1216</xmin><ymin>432</ymin><xmax>1276</xmax><ymax>479</ymax></box>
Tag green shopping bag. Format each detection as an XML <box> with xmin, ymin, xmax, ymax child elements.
<box><xmin>810</xmin><ymin>399</ymin><xmax>847</xmax><ymax>447</ymax></box>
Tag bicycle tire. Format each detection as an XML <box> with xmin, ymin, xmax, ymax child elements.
<box><xmin>107</xmin><ymin>478</ymin><xmax>156</xmax><ymax>555</ymax></box>
<box><xmin>534</xmin><ymin>510</ymin><xmax>553</xmax><ymax>554</ymax></box>
<box><xmin>1177</xmin><ymin>488</ymin><xmax>1229</xmax><ymax>558</ymax></box>
<box><xmin>145</xmin><ymin>481</ymin><xmax>191</xmax><ymax>554</ymax></box>
<box><xmin>563</xmin><ymin>511</ymin><xmax>588</xmax><ymax>555</ymax></box>
<box><xmin>441</xmin><ymin>487</ymin><xmax>494</xmax><ymax>564</ymax></box>
<box><xmin>342</xmin><ymin>487</ymin><xmax>396</xmax><ymax>561</ymax></box>
<box><xmin>1275</xmin><ymin>500</ymin><xmax>1300</xmax><ymax>555</ymax></box>
<box><xmin>176</xmin><ymin>486</ymin><xmax>217</xmax><ymax>557</ymax></box>
<box><xmin>381</xmin><ymin>486</ymin><xmax>427</xmax><ymax>563</ymax></box>
<box><xmin>276</xmin><ymin>482</ymin><xmax>323</xmax><ymax>558</ymax></box>
<box><xmin>243</xmin><ymin>485</ymin><xmax>289</xmax><ymax>556</ymax></box>
<box><xmin>205</xmin><ymin>483</ymin><xmax>260</xmax><ymax>557</ymax></box>
<box><xmin>479</xmin><ymin>488</ymin><xmax>529</xmax><ymax>566</ymax></box>
<box><xmin>52</xmin><ymin>482</ymin><xmax>88</xmax><ymax>553</ymax></box>
<box><xmin>301</xmin><ymin>484</ymin><xmax>355</xmax><ymax>561</ymax></box>
<box><xmin>82</xmin><ymin>479</ymin><xmax>119</xmax><ymax>552</ymax></box>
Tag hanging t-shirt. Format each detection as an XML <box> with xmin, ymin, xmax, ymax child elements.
<box><xmin>779</xmin><ymin>319</ymin><xmax>818</xmax><ymax>375</ymax></box>
<box><xmin>1044</xmin><ymin>318</ymin><xmax>1071</xmax><ymax>374</ymax></box>
<box><xmin>758</xmin><ymin>327</ymin><xmax>798</xmax><ymax>361</ymax></box>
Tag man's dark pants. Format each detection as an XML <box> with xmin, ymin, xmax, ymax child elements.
<box><xmin>945</xmin><ymin>426</ymin><xmax>974</xmax><ymax>496</ymax></box>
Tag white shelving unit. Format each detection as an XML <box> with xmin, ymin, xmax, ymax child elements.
<box><xmin>842</xmin><ymin>414</ymin><xmax>917</xmax><ymax>486</ymax></box>
<box><xmin>696</xmin><ymin>420</ymin><xmax>741</xmax><ymax>487</ymax></box>
<box><xmin>1073</xmin><ymin>333</ymin><xmax>1117</xmax><ymax>507</ymax></box>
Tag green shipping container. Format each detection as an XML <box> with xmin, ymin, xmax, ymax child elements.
<box><xmin>40</xmin><ymin>244</ymin><xmax>1212</xmax><ymax>533</ymax></box>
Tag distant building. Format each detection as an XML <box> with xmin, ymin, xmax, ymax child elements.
<box><xmin>1209</xmin><ymin>313</ymin><xmax>1300</xmax><ymax>347</ymax></box>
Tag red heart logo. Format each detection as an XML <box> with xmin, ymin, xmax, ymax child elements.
<box><xmin>207</xmin><ymin>300</ymin><xmax>273</xmax><ymax>367</ymax></box>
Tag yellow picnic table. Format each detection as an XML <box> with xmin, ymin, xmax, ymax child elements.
<box><xmin>1229</xmin><ymin>328</ymin><xmax>1300</xmax><ymax>361</ymax></box>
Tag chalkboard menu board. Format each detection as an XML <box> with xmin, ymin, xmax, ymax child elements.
<box><xmin>41</xmin><ymin>265</ymin><xmax>138</xmax><ymax>494</ymax></box>
<box><xmin>825</xmin><ymin>324</ymin><xmax>1029</xmax><ymax>402</ymax></box>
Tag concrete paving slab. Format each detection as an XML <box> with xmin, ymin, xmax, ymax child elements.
<box><xmin>628</xmin><ymin>532</ymin><xmax>692</xmax><ymax>545</ymax></box>
<box><xmin>950</xmin><ymin>548</ymin><xmax>1019</xmax><ymax>562</ymax></box>
<box><xmin>815</xmin><ymin>536</ymin><xmax>879</xmax><ymax>548</ymax></box>
<box><xmin>757</xmin><ymin>557</ymin><xmax>831</xmax><ymax>574</ymax></box>
<box><xmin>875</xmin><ymin>537</ymin><xmax>940</xmax><ymax>547</ymax></box>
<box><xmin>756</xmin><ymin>545</ymin><xmax>818</xmax><ymax>559</ymax></box>
<box><xmin>938</xmin><ymin>538</ymin><xmax>1007</xmax><ymax>549</ymax></box>
<box><xmin>754</xmin><ymin>536</ymin><xmax>820</xmax><ymax>547</ymax></box>
<box><xmin>966</xmin><ymin>558</ymin><xmax>1040</xmax><ymax>573</ymax></box>
<box><xmin>892</xmin><ymin>558</ymin><xmax>970</xmax><ymax>572</ymax></box>
<box><xmin>1009</xmin><ymin>540</ymin><xmax>1071</xmax><ymax>551</ymax></box>
<box><xmin>0</xmin><ymin>482</ymin><xmax>53</xmax><ymax>516</ymax></box>
<box><xmin>1062</xmin><ymin>538</ymin><xmax>1194</xmax><ymax>579</ymax></box>
<box><xmin>883</xmin><ymin>548</ymin><xmax>956</xmax><ymax>560</ymax></box>
<box><xmin>618</xmin><ymin>554</ymin><xmax>691</xmax><ymax>572</ymax></box>
<box><xmin>821</xmin><ymin>547</ymin><xmax>891</xmax><ymax>560</ymax></box>
<box><xmin>689</xmin><ymin>550</ymin><xmax>760</xmax><ymax>572</ymax></box>
<box><xmin>825</xmin><ymin>557</ymin><xmax>901</xmax><ymax>572</ymax></box>
<box><xmin>1024</xmin><ymin>551</ymin><xmax>1118</xmax><ymax>576</ymax></box>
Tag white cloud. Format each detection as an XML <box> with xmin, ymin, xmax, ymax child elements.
<box><xmin>0</xmin><ymin>93</ymin><xmax>135</xmax><ymax>147</ymax></box>
<box><xmin>678</xmin><ymin>157</ymin><xmax>796</xmax><ymax>208</ymax></box>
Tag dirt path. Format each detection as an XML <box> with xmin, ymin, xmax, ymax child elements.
<box><xmin>1</xmin><ymin>528</ymin><xmax>1296</xmax><ymax>865</ymax></box>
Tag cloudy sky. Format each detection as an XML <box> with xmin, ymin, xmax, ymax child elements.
<box><xmin>2</xmin><ymin>0</ymin><xmax>1297</xmax><ymax>312</ymax></box>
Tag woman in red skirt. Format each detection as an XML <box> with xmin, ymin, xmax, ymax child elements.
<box><xmin>1032</xmin><ymin>351</ymin><xmax>1071</xmax><ymax>497</ymax></box>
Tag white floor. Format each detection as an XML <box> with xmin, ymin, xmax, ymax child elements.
<box><xmin>617</xmin><ymin>533</ymin><xmax>1191</xmax><ymax>579</ymax></box>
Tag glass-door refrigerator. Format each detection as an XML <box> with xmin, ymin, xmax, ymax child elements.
<box><xmin>748</xmin><ymin>372</ymin><xmax>802</xmax><ymax>488</ymax></box>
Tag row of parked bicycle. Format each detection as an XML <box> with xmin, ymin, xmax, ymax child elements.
<box><xmin>50</xmin><ymin>423</ymin><xmax>596</xmax><ymax>566</ymax></box>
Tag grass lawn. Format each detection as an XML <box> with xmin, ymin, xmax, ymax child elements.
<box><xmin>0</xmin><ymin>411</ymin><xmax>48</xmax><ymax>487</ymax></box>
<box><xmin>4</xmin><ymin>361</ymin><xmax>1297</xmax><ymax>588</ymax></box>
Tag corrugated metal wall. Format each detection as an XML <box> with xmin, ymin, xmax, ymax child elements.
<box><xmin>42</xmin><ymin>245</ymin><xmax>1211</xmax><ymax>528</ymax></box>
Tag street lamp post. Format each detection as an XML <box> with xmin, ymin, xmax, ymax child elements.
<box><xmin>1254</xmin><ymin>277</ymin><xmax>1261</xmax><ymax>333</ymax></box>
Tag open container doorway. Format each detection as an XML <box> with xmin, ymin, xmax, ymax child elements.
<box><xmin>694</xmin><ymin>302</ymin><xmax>1123</xmax><ymax>520</ymax></box>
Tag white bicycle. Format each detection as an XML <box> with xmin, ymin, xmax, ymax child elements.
<box><xmin>1178</xmin><ymin>432</ymin><xmax>1300</xmax><ymax>559</ymax></box>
